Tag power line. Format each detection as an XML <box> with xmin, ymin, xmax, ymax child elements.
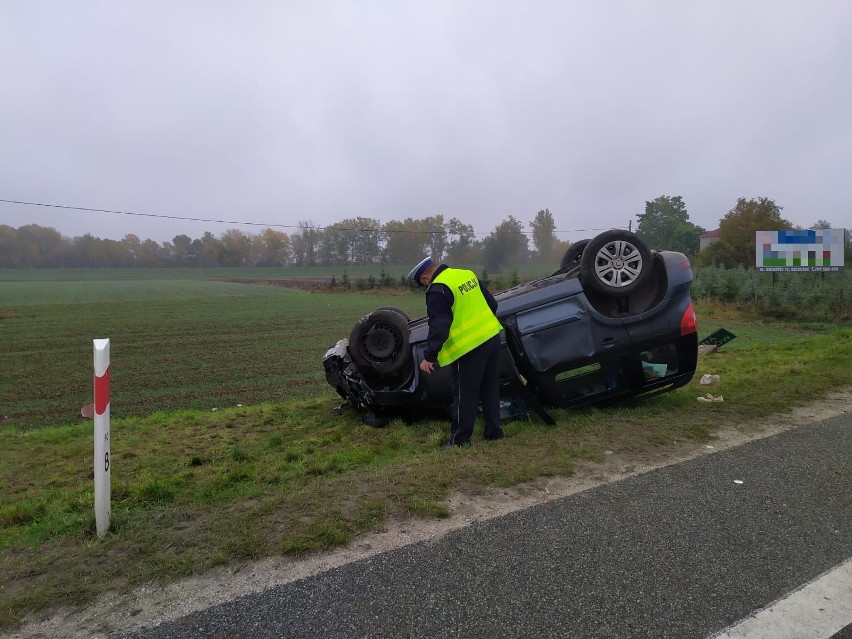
<box><xmin>0</xmin><ymin>198</ymin><xmax>614</xmax><ymax>236</ymax></box>
<box><xmin>0</xmin><ymin>198</ymin><xmax>304</xmax><ymax>230</ymax></box>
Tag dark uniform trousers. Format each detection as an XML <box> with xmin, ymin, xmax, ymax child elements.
<box><xmin>448</xmin><ymin>333</ymin><xmax>502</xmax><ymax>444</ymax></box>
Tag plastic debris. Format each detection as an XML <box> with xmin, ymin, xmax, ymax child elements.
<box><xmin>733</xmin><ymin>480</ymin><xmax>744</xmax><ymax>485</ymax></box>
<box><xmin>699</xmin><ymin>374</ymin><xmax>721</xmax><ymax>385</ymax></box>
<box><xmin>697</xmin><ymin>393</ymin><xmax>724</xmax><ymax>403</ymax></box>
<box><xmin>642</xmin><ymin>361</ymin><xmax>668</xmax><ymax>380</ymax></box>
<box><xmin>698</xmin><ymin>328</ymin><xmax>737</xmax><ymax>349</ymax></box>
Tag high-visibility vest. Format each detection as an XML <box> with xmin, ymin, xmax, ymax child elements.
<box><xmin>430</xmin><ymin>268</ymin><xmax>502</xmax><ymax>366</ymax></box>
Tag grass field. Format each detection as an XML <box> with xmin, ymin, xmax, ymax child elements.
<box><xmin>0</xmin><ymin>278</ymin><xmax>427</xmax><ymax>431</ymax></box>
<box><xmin>0</xmin><ymin>262</ymin><xmax>557</xmax><ymax>284</ymax></box>
<box><xmin>0</xmin><ymin>266</ymin><xmax>408</xmax><ymax>283</ymax></box>
<box><xmin>0</xmin><ymin>271</ymin><xmax>850</xmax><ymax>630</ymax></box>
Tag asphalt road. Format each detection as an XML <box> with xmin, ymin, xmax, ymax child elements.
<box><xmin>124</xmin><ymin>413</ymin><xmax>851</xmax><ymax>639</ymax></box>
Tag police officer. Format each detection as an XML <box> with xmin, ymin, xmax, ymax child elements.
<box><xmin>408</xmin><ymin>256</ymin><xmax>504</xmax><ymax>447</ymax></box>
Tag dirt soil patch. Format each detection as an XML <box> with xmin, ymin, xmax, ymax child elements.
<box><xmin>10</xmin><ymin>390</ymin><xmax>851</xmax><ymax>639</ymax></box>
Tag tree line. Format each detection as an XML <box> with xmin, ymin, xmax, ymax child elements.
<box><xmin>1</xmin><ymin>197</ymin><xmax>846</xmax><ymax>270</ymax></box>
<box><xmin>632</xmin><ymin>195</ymin><xmax>847</xmax><ymax>267</ymax></box>
<box><xmin>1</xmin><ymin>212</ymin><xmax>559</xmax><ymax>270</ymax></box>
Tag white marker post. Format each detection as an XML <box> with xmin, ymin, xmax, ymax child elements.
<box><xmin>93</xmin><ymin>339</ymin><xmax>111</xmax><ymax>537</ymax></box>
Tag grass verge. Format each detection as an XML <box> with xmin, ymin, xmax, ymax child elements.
<box><xmin>1</xmin><ymin>318</ymin><xmax>849</xmax><ymax>630</ymax></box>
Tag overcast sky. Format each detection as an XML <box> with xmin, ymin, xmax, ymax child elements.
<box><xmin>1</xmin><ymin>1</ymin><xmax>850</xmax><ymax>245</ymax></box>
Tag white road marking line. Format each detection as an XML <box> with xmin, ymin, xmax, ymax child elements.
<box><xmin>712</xmin><ymin>557</ymin><xmax>852</xmax><ymax>639</ymax></box>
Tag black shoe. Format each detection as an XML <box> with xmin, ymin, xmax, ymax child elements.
<box><xmin>483</xmin><ymin>430</ymin><xmax>505</xmax><ymax>441</ymax></box>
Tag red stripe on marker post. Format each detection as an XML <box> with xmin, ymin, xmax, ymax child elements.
<box><xmin>94</xmin><ymin>366</ymin><xmax>110</xmax><ymax>415</ymax></box>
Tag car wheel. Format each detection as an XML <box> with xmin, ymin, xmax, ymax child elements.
<box><xmin>559</xmin><ymin>239</ymin><xmax>590</xmax><ymax>270</ymax></box>
<box><xmin>580</xmin><ymin>230</ymin><xmax>651</xmax><ymax>296</ymax></box>
<box><xmin>348</xmin><ymin>309</ymin><xmax>412</xmax><ymax>377</ymax></box>
<box><xmin>373</xmin><ymin>306</ymin><xmax>411</xmax><ymax>322</ymax></box>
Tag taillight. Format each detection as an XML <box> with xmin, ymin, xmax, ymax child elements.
<box><xmin>680</xmin><ymin>303</ymin><xmax>697</xmax><ymax>335</ymax></box>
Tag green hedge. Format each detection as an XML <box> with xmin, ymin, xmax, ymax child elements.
<box><xmin>691</xmin><ymin>266</ymin><xmax>850</xmax><ymax>320</ymax></box>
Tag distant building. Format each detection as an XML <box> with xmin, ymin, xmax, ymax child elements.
<box><xmin>699</xmin><ymin>228</ymin><xmax>720</xmax><ymax>251</ymax></box>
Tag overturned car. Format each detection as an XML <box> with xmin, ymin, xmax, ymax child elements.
<box><xmin>323</xmin><ymin>230</ymin><xmax>698</xmax><ymax>425</ymax></box>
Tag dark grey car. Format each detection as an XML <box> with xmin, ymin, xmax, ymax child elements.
<box><xmin>323</xmin><ymin>230</ymin><xmax>698</xmax><ymax>425</ymax></box>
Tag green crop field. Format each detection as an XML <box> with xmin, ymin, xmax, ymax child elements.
<box><xmin>0</xmin><ymin>276</ymin><xmax>427</xmax><ymax>431</ymax></box>
<box><xmin>0</xmin><ymin>262</ymin><xmax>557</xmax><ymax>284</ymax></box>
<box><xmin>0</xmin><ymin>266</ymin><xmax>410</xmax><ymax>283</ymax></box>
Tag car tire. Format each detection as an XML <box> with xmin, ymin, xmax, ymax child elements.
<box><xmin>580</xmin><ymin>230</ymin><xmax>651</xmax><ymax>296</ymax></box>
<box><xmin>373</xmin><ymin>307</ymin><xmax>411</xmax><ymax>322</ymax></box>
<box><xmin>559</xmin><ymin>239</ymin><xmax>590</xmax><ymax>270</ymax></box>
<box><xmin>348</xmin><ymin>309</ymin><xmax>412</xmax><ymax>377</ymax></box>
